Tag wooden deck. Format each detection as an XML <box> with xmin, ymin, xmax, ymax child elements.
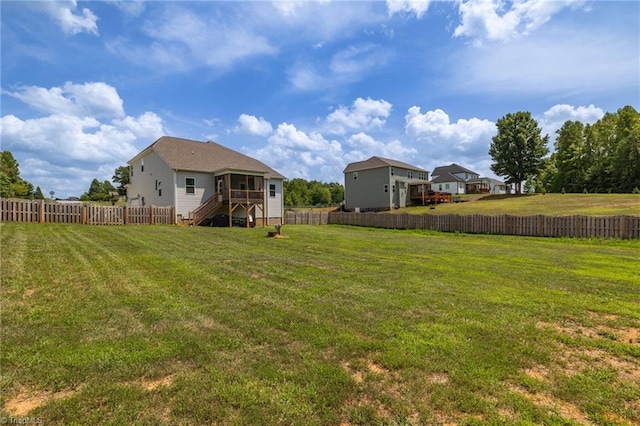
<box><xmin>410</xmin><ymin>187</ymin><xmax>452</xmax><ymax>204</ymax></box>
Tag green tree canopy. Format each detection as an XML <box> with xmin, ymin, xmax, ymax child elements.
<box><xmin>550</xmin><ymin>120</ymin><xmax>586</xmax><ymax>193</ymax></box>
<box><xmin>112</xmin><ymin>165</ymin><xmax>130</xmax><ymax>196</ymax></box>
<box><xmin>489</xmin><ymin>111</ymin><xmax>550</xmax><ymax>194</ymax></box>
<box><xmin>283</xmin><ymin>178</ymin><xmax>344</xmax><ymax>206</ymax></box>
<box><xmin>1</xmin><ymin>151</ymin><xmax>37</xmax><ymax>199</ymax></box>
<box><xmin>541</xmin><ymin>105</ymin><xmax>640</xmax><ymax>193</ymax></box>
<box><xmin>80</xmin><ymin>179</ymin><xmax>116</xmax><ymax>202</ymax></box>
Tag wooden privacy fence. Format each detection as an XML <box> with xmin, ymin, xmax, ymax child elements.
<box><xmin>284</xmin><ymin>210</ymin><xmax>330</xmax><ymax>225</ymax></box>
<box><xmin>284</xmin><ymin>211</ymin><xmax>640</xmax><ymax>239</ymax></box>
<box><xmin>0</xmin><ymin>199</ymin><xmax>175</xmax><ymax>225</ymax></box>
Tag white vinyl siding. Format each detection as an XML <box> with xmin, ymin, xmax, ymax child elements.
<box><xmin>127</xmin><ymin>151</ymin><xmax>174</xmax><ymax>208</ymax></box>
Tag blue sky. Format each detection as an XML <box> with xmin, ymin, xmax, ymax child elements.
<box><xmin>1</xmin><ymin>0</ymin><xmax>638</xmax><ymax>198</ymax></box>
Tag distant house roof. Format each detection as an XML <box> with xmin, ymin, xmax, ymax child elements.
<box><xmin>431</xmin><ymin>163</ymin><xmax>478</xmax><ymax>178</ymax></box>
<box><xmin>431</xmin><ymin>172</ymin><xmax>466</xmax><ymax>184</ymax></box>
<box><xmin>343</xmin><ymin>156</ymin><xmax>429</xmax><ymax>174</ymax></box>
<box><xmin>129</xmin><ymin>136</ymin><xmax>285</xmax><ymax>179</ymax></box>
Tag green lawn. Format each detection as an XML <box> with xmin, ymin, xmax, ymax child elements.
<box><xmin>1</xmin><ymin>223</ymin><xmax>639</xmax><ymax>425</ymax></box>
<box><xmin>400</xmin><ymin>193</ymin><xmax>640</xmax><ymax>216</ymax></box>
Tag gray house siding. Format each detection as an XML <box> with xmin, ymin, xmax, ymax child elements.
<box><xmin>345</xmin><ymin>167</ymin><xmax>393</xmax><ymax>211</ymax></box>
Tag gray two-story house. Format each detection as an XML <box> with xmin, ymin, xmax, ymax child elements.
<box><xmin>343</xmin><ymin>156</ymin><xmax>430</xmax><ymax>211</ymax></box>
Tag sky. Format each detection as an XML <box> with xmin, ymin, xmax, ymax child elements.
<box><xmin>1</xmin><ymin>0</ymin><xmax>638</xmax><ymax>199</ymax></box>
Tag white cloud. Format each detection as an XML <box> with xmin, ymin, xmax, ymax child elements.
<box><xmin>144</xmin><ymin>9</ymin><xmax>276</xmax><ymax>70</ymax></box>
<box><xmin>4</xmin><ymin>82</ymin><xmax>125</xmax><ymax>118</ymax></box>
<box><xmin>386</xmin><ymin>0</ymin><xmax>432</xmax><ymax>18</ymax></box>
<box><xmin>326</xmin><ymin>97</ymin><xmax>392</xmax><ymax>135</ymax></box>
<box><xmin>289</xmin><ymin>44</ymin><xmax>392</xmax><ymax>92</ymax></box>
<box><xmin>235</xmin><ymin>114</ymin><xmax>273</xmax><ymax>136</ymax></box>
<box><xmin>109</xmin><ymin>0</ymin><xmax>145</xmax><ymax>17</ymax></box>
<box><xmin>247</xmin><ymin>122</ymin><xmax>344</xmax><ymax>180</ymax></box>
<box><xmin>38</xmin><ymin>0</ymin><xmax>99</xmax><ymax>36</ymax></box>
<box><xmin>0</xmin><ymin>82</ymin><xmax>166</xmax><ymax>198</ymax></box>
<box><xmin>268</xmin><ymin>123</ymin><xmax>334</xmax><ymax>152</ymax></box>
<box><xmin>0</xmin><ymin>113</ymin><xmax>159</xmax><ymax>165</ymax></box>
<box><xmin>538</xmin><ymin>104</ymin><xmax>605</xmax><ymax>143</ymax></box>
<box><xmin>405</xmin><ymin>106</ymin><xmax>495</xmax><ymax>153</ymax></box>
<box><xmin>346</xmin><ymin>132</ymin><xmax>417</xmax><ymax>161</ymax></box>
<box><xmin>453</xmin><ymin>0</ymin><xmax>584</xmax><ymax>45</ymax></box>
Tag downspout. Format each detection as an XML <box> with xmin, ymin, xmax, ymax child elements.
<box><xmin>173</xmin><ymin>169</ymin><xmax>178</xmax><ymax>224</ymax></box>
<box><xmin>264</xmin><ymin>178</ymin><xmax>269</xmax><ymax>226</ymax></box>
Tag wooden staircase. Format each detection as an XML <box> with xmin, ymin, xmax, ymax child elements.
<box><xmin>190</xmin><ymin>193</ymin><xmax>223</xmax><ymax>226</ymax></box>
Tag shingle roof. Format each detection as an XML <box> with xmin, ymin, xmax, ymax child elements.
<box><xmin>130</xmin><ymin>136</ymin><xmax>285</xmax><ymax>179</ymax></box>
<box><xmin>431</xmin><ymin>163</ymin><xmax>478</xmax><ymax>177</ymax></box>
<box><xmin>431</xmin><ymin>172</ymin><xmax>465</xmax><ymax>183</ymax></box>
<box><xmin>343</xmin><ymin>156</ymin><xmax>428</xmax><ymax>173</ymax></box>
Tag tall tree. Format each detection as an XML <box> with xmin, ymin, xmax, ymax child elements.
<box><xmin>0</xmin><ymin>150</ymin><xmax>35</xmax><ymax>198</ymax></box>
<box><xmin>489</xmin><ymin>112</ymin><xmax>549</xmax><ymax>194</ymax></box>
<box><xmin>584</xmin><ymin>113</ymin><xmax>617</xmax><ymax>192</ymax></box>
<box><xmin>34</xmin><ymin>186</ymin><xmax>45</xmax><ymax>200</ymax></box>
<box><xmin>81</xmin><ymin>179</ymin><xmax>116</xmax><ymax>201</ymax></box>
<box><xmin>309</xmin><ymin>181</ymin><xmax>332</xmax><ymax>205</ymax></box>
<box><xmin>551</xmin><ymin>120</ymin><xmax>586</xmax><ymax>193</ymax></box>
<box><xmin>612</xmin><ymin>106</ymin><xmax>640</xmax><ymax>192</ymax></box>
<box><xmin>112</xmin><ymin>165</ymin><xmax>130</xmax><ymax>196</ymax></box>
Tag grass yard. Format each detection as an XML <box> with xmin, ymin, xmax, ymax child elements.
<box><xmin>1</xmin><ymin>223</ymin><xmax>639</xmax><ymax>425</ymax></box>
<box><xmin>400</xmin><ymin>194</ymin><xmax>640</xmax><ymax>217</ymax></box>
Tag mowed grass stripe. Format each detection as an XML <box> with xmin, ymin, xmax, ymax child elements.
<box><xmin>1</xmin><ymin>223</ymin><xmax>639</xmax><ymax>425</ymax></box>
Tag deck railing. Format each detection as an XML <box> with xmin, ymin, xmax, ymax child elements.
<box><xmin>226</xmin><ymin>190</ymin><xmax>264</xmax><ymax>204</ymax></box>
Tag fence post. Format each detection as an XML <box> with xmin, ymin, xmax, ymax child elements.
<box><xmin>82</xmin><ymin>204</ymin><xmax>87</xmax><ymax>224</ymax></box>
<box><xmin>38</xmin><ymin>199</ymin><xmax>45</xmax><ymax>223</ymax></box>
<box><xmin>149</xmin><ymin>205</ymin><xmax>155</xmax><ymax>225</ymax></box>
<box><xmin>537</xmin><ymin>215</ymin><xmax>544</xmax><ymax>237</ymax></box>
<box><xmin>620</xmin><ymin>215</ymin><xmax>628</xmax><ymax>239</ymax></box>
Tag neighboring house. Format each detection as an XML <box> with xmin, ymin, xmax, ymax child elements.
<box><xmin>343</xmin><ymin>156</ymin><xmax>430</xmax><ymax>211</ymax></box>
<box><xmin>431</xmin><ymin>164</ymin><xmax>507</xmax><ymax>195</ymax></box>
<box><xmin>127</xmin><ymin>136</ymin><xmax>285</xmax><ymax>226</ymax></box>
<box><xmin>479</xmin><ymin>177</ymin><xmax>509</xmax><ymax>195</ymax></box>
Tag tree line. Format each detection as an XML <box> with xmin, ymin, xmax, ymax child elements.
<box><xmin>489</xmin><ymin>105</ymin><xmax>640</xmax><ymax>194</ymax></box>
<box><xmin>284</xmin><ymin>179</ymin><xmax>344</xmax><ymax>207</ymax></box>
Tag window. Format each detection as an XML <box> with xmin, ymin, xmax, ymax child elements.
<box><xmin>353</xmin><ymin>172</ymin><xmax>358</xmax><ymax>180</ymax></box>
<box><xmin>439</xmin><ymin>184</ymin><xmax>442</xmax><ymax>191</ymax></box>
<box><xmin>407</xmin><ymin>170</ymin><xmax>413</xmax><ymax>179</ymax></box>
<box><xmin>158</xmin><ymin>189</ymin><xmax>162</xmax><ymax>197</ymax></box>
<box><xmin>445</xmin><ymin>183</ymin><xmax>450</xmax><ymax>189</ymax></box>
<box><xmin>141</xmin><ymin>159</ymin><xmax>144</xmax><ymax>172</ymax></box>
<box><xmin>130</xmin><ymin>165</ymin><xmax>134</xmax><ymax>177</ymax></box>
<box><xmin>155</xmin><ymin>180</ymin><xmax>158</xmax><ymax>190</ymax></box>
<box><xmin>392</xmin><ymin>184</ymin><xmax>395</xmax><ymax>193</ymax></box>
<box><xmin>384</xmin><ymin>184</ymin><xmax>388</xmax><ymax>193</ymax></box>
<box><xmin>269</xmin><ymin>184</ymin><xmax>276</xmax><ymax>197</ymax></box>
<box><xmin>186</xmin><ymin>178</ymin><xmax>195</xmax><ymax>194</ymax></box>
<box><xmin>390</xmin><ymin>167</ymin><xmax>394</xmax><ymax>176</ymax></box>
